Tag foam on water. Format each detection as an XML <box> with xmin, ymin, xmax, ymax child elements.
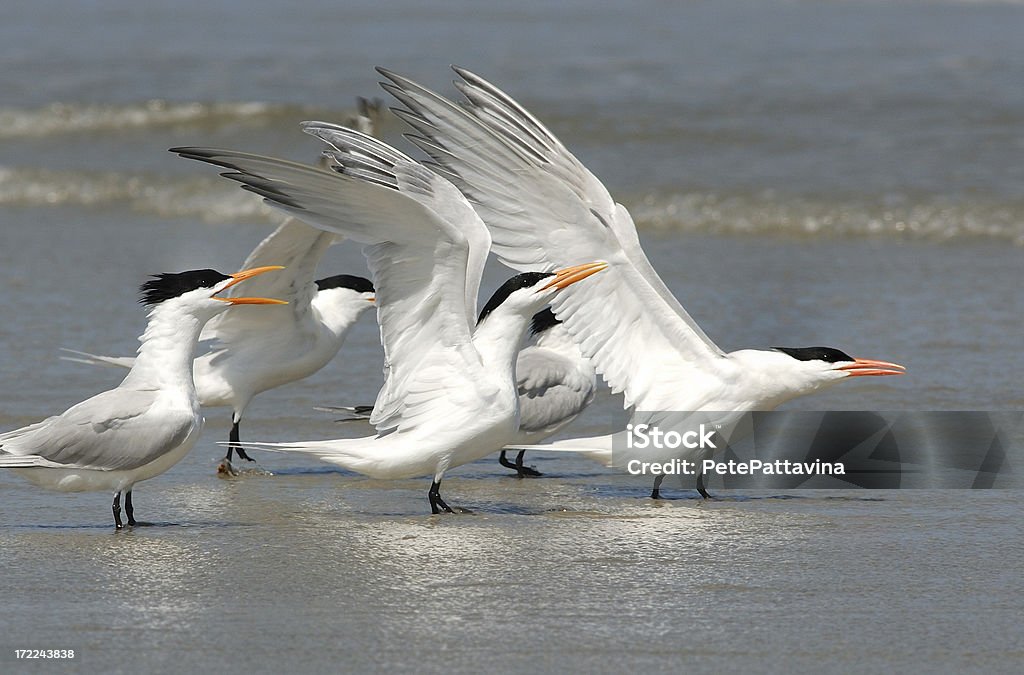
<box><xmin>3</xmin><ymin>163</ymin><xmax>1021</xmax><ymax>245</ymax></box>
<box><xmin>631</xmin><ymin>190</ymin><xmax>1024</xmax><ymax>245</ymax></box>
<box><xmin>0</xmin><ymin>100</ymin><xmax>289</xmax><ymax>139</ymax></box>
<box><xmin>0</xmin><ymin>166</ymin><xmax>274</xmax><ymax>222</ymax></box>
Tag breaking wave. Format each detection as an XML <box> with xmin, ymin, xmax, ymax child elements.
<box><xmin>630</xmin><ymin>190</ymin><xmax>1024</xmax><ymax>246</ymax></box>
<box><xmin>1</xmin><ymin>165</ymin><xmax>1021</xmax><ymax>245</ymax></box>
<box><xmin>0</xmin><ymin>100</ymin><xmax>313</xmax><ymax>139</ymax></box>
<box><xmin>0</xmin><ymin>166</ymin><xmax>275</xmax><ymax>222</ymax></box>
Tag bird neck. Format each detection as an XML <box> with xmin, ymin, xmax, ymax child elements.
<box><xmin>122</xmin><ymin>300</ymin><xmax>211</xmax><ymax>391</ymax></box>
<box><xmin>312</xmin><ymin>292</ymin><xmax>372</xmax><ymax>337</ymax></box>
<box><xmin>473</xmin><ymin>309</ymin><xmax>534</xmax><ymax>382</ymax></box>
<box><xmin>727</xmin><ymin>349</ymin><xmax>840</xmax><ymax>410</ymax></box>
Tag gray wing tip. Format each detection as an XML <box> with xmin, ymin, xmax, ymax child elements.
<box><xmin>235</xmin><ymin>182</ymin><xmax>306</xmax><ymax>210</ymax></box>
<box><xmin>375</xmin><ymin>66</ymin><xmax>415</xmax><ymax>89</ymax></box>
<box><xmin>169</xmin><ymin>146</ymin><xmax>228</xmax><ymax>159</ymax></box>
<box><xmin>171</xmin><ymin>147</ymin><xmax>250</xmax><ymax>173</ymax></box>
<box><xmin>302</xmin><ymin>120</ymin><xmax>381</xmax><ymax>148</ymax></box>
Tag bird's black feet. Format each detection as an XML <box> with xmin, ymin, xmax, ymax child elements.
<box><xmin>514</xmin><ymin>450</ymin><xmax>542</xmax><ymax>478</ymax></box>
<box><xmin>650</xmin><ymin>474</ymin><xmax>665</xmax><ymax>500</ymax></box>
<box><xmin>227</xmin><ymin>420</ymin><xmax>255</xmax><ymax>462</ymax></box>
<box><xmin>112</xmin><ymin>492</ymin><xmax>123</xmax><ymax>529</ymax></box>
<box><xmin>125</xmin><ymin>490</ymin><xmax>137</xmax><ymax>526</ymax></box>
<box><xmin>219</xmin><ymin>419</ymin><xmax>256</xmax><ymax>476</ymax></box>
<box><xmin>500</xmin><ymin>449</ymin><xmax>542</xmax><ymax>478</ymax></box>
<box><xmin>697</xmin><ymin>473</ymin><xmax>712</xmax><ymax>500</ymax></box>
<box><xmin>498</xmin><ymin>450</ymin><xmax>517</xmax><ymax>472</ymax></box>
<box><xmin>428</xmin><ymin>480</ymin><xmax>454</xmax><ymax>514</ymax></box>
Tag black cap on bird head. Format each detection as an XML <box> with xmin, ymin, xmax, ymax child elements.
<box><xmin>315</xmin><ymin>274</ymin><xmax>375</xmax><ymax>293</ymax></box>
<box><xmin>477</xmin><ymin>272</ymin><xmax>555</xmax><ymax>325</ymax></box>
<box><xmin>773</xmin><ymin>346</ymin><xmax>855</xmax><ymax>363</ymax></box>
<box><xmin>140</xmin><ymin>269</ymin><xmax>231</xmax><ymax>306</ymax></box>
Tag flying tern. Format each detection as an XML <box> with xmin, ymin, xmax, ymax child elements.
<box><xmin>375</xmin><ymin>66</ymin><xmax>905</xmax><ymax>497</ymax></box>
<box><xmin>64</xmin><ymin>217</ymin><xmax>376</xmax><ymax>472</ymax></box>
<box><xmin>0</xmin><ymin>266</ymin><xmax>285</xmax><ymax>527</ymax></box>
<box><xmin>172</xmin><ymin>124</ymin><xmax>607</xmax><ymax>513</ymax></box>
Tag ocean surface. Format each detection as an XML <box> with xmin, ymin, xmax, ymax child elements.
<box><xmin>1</xmin><ymin>1</ymin><xmax>1022</xmax><ymax>673</ymax></box>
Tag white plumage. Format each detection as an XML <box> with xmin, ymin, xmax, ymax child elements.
<box><xmin>1</xmin><ymin>266</ymin><xmax>285</xmax><ymax>527</ymax></box>
<box><xmin>63</xmin><ymin>217</ymin><xmax>375</xmax><ymax>470</ymax></box>
<box><xmin>172</xmin><ymin>125</ymin><xmax>606</xmax><ymax>512</ymax></box>
<box><xmin>377</xmin><ymin>67</ymin><xmax>905</xmax><ymax>497</ymax></box>
<box><xmin>498</xmin><ymin>308</ymin><xmax>596</xmax><ymax>477</ymax></box>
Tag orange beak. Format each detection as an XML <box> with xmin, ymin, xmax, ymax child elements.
<box><xmin>838</xmin><ymin>358</ymin><xmax>906</xmax><ymax>377</ymax></box>
<box><xmin>539</xmin><ymin>261</ymin><xmax>608</xmax><ymax>291</ymax></box>
<box><xmin>216</xmin><ymin>265</ymin><xmax>289</xmax><ymax>305</ymax></box>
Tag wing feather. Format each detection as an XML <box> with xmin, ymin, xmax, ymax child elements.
<box><xmin>172</xmin><ymin>131</ymin><xmax>496</xmax><ymax>432</ymax></box>
<box><xmin>0</xmin><ymin>389</ymin><xmax>195</xmax><ymax>471</ymax></box>
<box><xmin>376</xmin><ymin>67</ymin><xmax>726</xmax><ymax>410</ymax></box>
<box><xmin>201</xmin><ymin>217</ymin><xmax>337</xmax><ymax>343</ymax></box>
<box><xmin>516</xmin><ymin>348</ymin><xmax>595</xmax><ymax>436</ymax></box>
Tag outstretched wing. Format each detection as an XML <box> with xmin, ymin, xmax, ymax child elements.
<box><xmin>377</xmin><ymin>67</ymin><xmax>728</xmax><ymax>411</ymax></box>
<box><xmin>201</xmin><ymin>217</ymin><xmax>338</xmax><ymax>344</ymax></box>
<box><xmin>173</xmin><ymin>131</ymin><xmax>496</xmax><ymax>433</ymax></box>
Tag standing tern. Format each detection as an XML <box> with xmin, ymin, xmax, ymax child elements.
<box><xmin>374</xmin><ymin>66</ymin><xmax>905</xmax><ymax>497</ymax></box>
<box><xmin>315</xmin><ymin>307</ymin><xmax>596</xmax><ymax>478</ymax></box>
<box><xmin>498</xmin><ymin>307</ymin><xmax>596</xmax><ymax>477</ymax></box>
<box><xmin>64</xmin><ymin>217</ymin><xmax>376</xmax><ymax>472</ymax></box>
<box><xmin>172</xmin><ymin>125</ymin><xmax>606</xmax><ymax>513</ymax></box>
<box><xmin>0</xmin><ymin>266</ymin><xmax>285</xmax><ymax>527</ymax></box>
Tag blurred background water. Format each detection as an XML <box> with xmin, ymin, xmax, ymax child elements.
<box><xmin>1</xmin><ymin>1</ymin><xmax>1022</xmax><ymax>673</ymax></box>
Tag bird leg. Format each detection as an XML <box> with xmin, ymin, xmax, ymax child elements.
<box><xmin>697</xmin><ymin>472</ymin><xmax>711</xmax><ymax>500</ymax></box>
<box><xmin>650</xmin><ymin>474</ymin><xmax>665</xmax><ymax>500</ymax></box>
<box><xmin>124</xmin><ymin>490</ymin><xmax>136</xmax><ymax>526</ymax></box>
<box><xmin>498</xmin><ymin>450</ymin><xmax>517</xmax><ymax>471</ymax></box>
<box><xmin>225</xmin><ymin>419</ymin><xmax>254</xmax><ymax>463</ymax></box>
<box><xmin>514</xmin><ymin>449</ymin><xmax>542</xmax><ymax>478</ymax></box>
<box><xmin>428</xmin><ymin>479</ymin><xmax>454</xmax><ymax>514</ymax></box>
<box><xmin>112</xmin><ymin>491</ymin><xmax>123</xmax><ymax>529</ymax></box>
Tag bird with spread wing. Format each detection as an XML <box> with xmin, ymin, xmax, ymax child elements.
<box><xmin>64</xmin><ymin>217</ymin><xmax>375</xmax><ymax>474</ymax></box>
<box><xmin>372</xmin><ymin>67</ymin><xmax>904</xmax><ymax>498</ymax></box>
<box><xmin>172</xmin><ymin>125</ymin><xmax>606</xmax><ymax>512</ymax></box>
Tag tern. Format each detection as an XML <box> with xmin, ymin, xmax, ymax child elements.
<box><xmin>374</xmin><ymin>66</ymin><xmax>905</xmax><ymax>497</ymax></box>
<box><xmin>498</xmin><ymin>307</ymin><xmax>596</xmax><ymax>477</ymax></box>
<box><xmin>64</xmin><ymin>217</ymin><xmax>376</xmax><ymax>471</ymax></box>
<box><xmin>315</xmin><ymin>307</ymin><xmax>596</xmax><ymax>478</ymax></box>
<box><xmin>0</xmin><ymin>267</ymin><xmax>286</xmax><ymax>527</ymax></box>
<box><xmin>172</xmin><ymin>125</ymin><xmax>606</xmax><ymax>513</ymax></box>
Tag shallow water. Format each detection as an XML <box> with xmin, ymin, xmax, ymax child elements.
<box><xmin>1</xmin><ymin>0</ymin><xmax>1023</xmax><ymax>672</ymax></box>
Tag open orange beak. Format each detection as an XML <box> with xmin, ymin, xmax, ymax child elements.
<box><xmin>216</xmin><ymin>265</ymin><xmax>289</xmax><ymax>305</ymax></box>
<box><xmin>539</xmin><ymin>261</ymin><xmax>608</xmax><ymax>291</ymax></box>
<box><xmin>838</xmin><ymin>358</ymin><xmax>906</xmax><ymax>377</ymax></box>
